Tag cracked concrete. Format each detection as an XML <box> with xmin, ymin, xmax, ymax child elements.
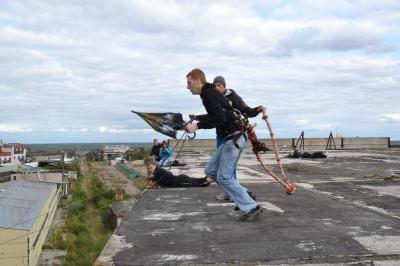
<box><xmin>96</xmin><ymin>148</ymin><xmax>400</xmax><ymax>265</ymax></box>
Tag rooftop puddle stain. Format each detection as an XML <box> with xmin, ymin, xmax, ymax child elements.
<box><xmin>296</xmin><ymin>241</ymin><xmax>320</xmax><ymax>251</ymax></box>
<box><xmin>361</xmin><ymin>185</ymin><xmax>400</xmax><ymax>198</ymax></box>
<box><xmin>207</xmin><ymin>201</ymin><xmax>284</xmax><ymax>213</ymax></box>
<box><xmin>381</xmin><ymin>226</ymin><xmax>393</xmax><ymax>230</ymax></box>
<box><xmin>296</xmin><ymin>182</ymin><xmax>315</xmax><ymax>189</ymax></box>
<box><xmin>354</xmin><ymin>235</ymin><xmax>400</xmax><ymax>255</ymax></box>
<box><xmin>142</xmin><ymin>211</ymin><xmax>207</xmax><ymax>221</ymax></box>
<box><xmin>259</xmin><ymin>201</ymin><xmax>285</xmax><ymax>213</ymax></box>
<box><xmin>155</xmin><ymin>196</ymin><xmax>201</xmax><ymax>203</ymax></box>
<box><xmin>158</xmin><ymin>254</ymin><xmax>197</xmax><ymax>263</ymax></box>
<box><xmin>148</xmin><ymin>228</ymin><xmax>176</xmax><ymax>236</ymax></box>
<box><xmin>191</xmin><ymin>222</ymin><xmax>212</xmax><ymax>232</ymax></box>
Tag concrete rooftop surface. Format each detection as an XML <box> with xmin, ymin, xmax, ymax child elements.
<box><xmin>97</xmin><ymin>149</ymin><xmax>400</xmax><ymax>265</ymax></box>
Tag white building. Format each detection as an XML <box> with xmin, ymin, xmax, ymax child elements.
<box><xmin>0</xmin><ymin>141</ymin><xmax>27</xmax><ymax>166</ymax></box>
<box><xmin>102</xmin><ymin>145</ymin><xmax>130</xmax><ymax>160</ymax></box>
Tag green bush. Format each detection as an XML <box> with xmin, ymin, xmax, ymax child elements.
<box><xmin>63</xmin><ymin>231</ymin><xmax>100</xmax><ymax>265</ymax></box>
<box><xmin>104</xmin><ymin>189</ymin><xmax>115</xmax><ymax>199</ymax></box>
<box><xmin>67</xmin><ymin>201</ymin><xmax>86</xmax><ymax>216</ymax></box>
<box><xmin>58</xmin><ymin>159</ymin><xmax>124</xmax><ymax>266</ymax></box>
<box><xmin>69</xmin><ymin>179</ymin><xmax>87</xmax><ymax>200</ymax></box>
<box><xmin>74</xmin><ymin>232</ymin><xmax>93</xmax><ymax>250</ymax></box>
<box><xmin>57</xmin><ymin>199</ymin><xmax>67</xmax><ymax>209</ymax></box>
<box><xmin>99</xmin><ymin>209</ymin><xmax>112</xmax><ymax>230</ymax></box>
<box><xmin>65</xmin><ymin>163</ymin><xmax>84</xmax><ymax>180</ymax></box>
<box><xmin>86</xmin><ymin>151</ymin><xmax>98</xmax><ymax>162</ymax></box>
<box><xmin>91</xmin><ymin>174</ymin><xmax>105</xmax><ymax>196</ymax></box>
<box><xmin>93</xmin><ymin>190</ymin><xmax>114</xmax><ymax>222</ymax></box>
<box><xmin>64</xmin><ymin>250</ymin><xmax>93</xmax><ymax>266</ymax></box>
<box><xmin>52</xmin><ymin>229</ymin><xmax>69</xmax><ymax>249</ymax></box>
<box><xmin>44</xmin><ymin>228</ymin><xmax>74</xmax><ymax>250</ymax></box>
<box><xmin>66</xmin><ymin>216</ymin><xmax>87</xmax><ymax>234</ymax></box>
<box><xmin>74</xmin><ymin>187</ymin><xmax>87</xmax><ymax>201</ymax></box>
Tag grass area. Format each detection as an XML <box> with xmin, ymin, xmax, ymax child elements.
<box><xmin>109</xmin><ymin>179</ymin><xmax>128</xmax><ymax>185</ymax></box>
<box><xmin>44</xmin><ymin>160</ymin><xmax>128</xmax><ymax>266</ymax></box>
<box><xmin>131</xmin><ymin>176</ymin><xmax>149</xmax><ymax>191</ymax></box>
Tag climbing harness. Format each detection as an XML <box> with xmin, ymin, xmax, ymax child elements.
<box><xmin>221</xmin><ymin>107</ymin><xmax>251</xmax><ymax>149</ymax></box>
<box><xmin>224</xmin><ymin>105</ymin><xmax>296</xmax><ymax>195</ymax></box>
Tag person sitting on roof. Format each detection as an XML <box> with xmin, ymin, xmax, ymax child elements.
<box><xmin>145</xmin><ymin>157</ymin><xmax>213</xmax><ymax>188</ymax></box>
<box><xmin>150</xmin><ymin>138</ymin><xmax>162</xmax><ymax>161</ymax></box>
<box><xmin>158</xmin><ymin>140</ymin><xmax>172</xmax><ymax>167</ymax></box>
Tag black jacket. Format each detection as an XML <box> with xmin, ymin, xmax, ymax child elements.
<box><xmin>196</xmin><ymin>83</ymin><xmax>240</xmax><ymax>138</ymax></box>
<box><xmin>224</xmin><ymin>89</ymin><xmax>261</xmax><ymax>118</ymax></box>
<box><xmin>150</xmin><ymin>144</ymin><xmax>162</xmax><ymax>158</ymax></box>
<box><xmin>153</xmin><ymin>167</ymin><xmax>177</xmax><ymax>187</ymax></box>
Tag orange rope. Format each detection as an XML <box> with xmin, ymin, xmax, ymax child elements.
<box><xmin>247</xmin><ymin>107</ymin><xmax>295</xmax><ymax>195</ymax></box>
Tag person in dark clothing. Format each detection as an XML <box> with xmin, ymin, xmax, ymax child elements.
<box><xmin>145</xmin><ymin>157</ymin><xmax>212</xmax><ymax>187</ymax></box>
<box><xmin>190</xmin><ymin>75</ymin><xmax>263</xmax><ymax>201</ymax></box>
<box><xmin>184</xmin><ymin>68</ymin><xmax>263</xmax><ymax>221</ymax></box>
<box><xmin>191</xmin><ymin>76</ymin><xmax>263</xmax><ymax>153</ymax></box>
<box><xmin>214</xmin><ymin>76</ymin><xmax>263</xmax><ymax>119</ymax></box>
<box><xmin>150</xmin><ymin>138</ymin><xmax>162</xmax><ymax>161</ymax></box>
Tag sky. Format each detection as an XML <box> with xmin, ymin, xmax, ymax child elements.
<box><xmin>0</xmin><ymin>0</ymin><xmax>399</xmax><ymax>144</ymax></box>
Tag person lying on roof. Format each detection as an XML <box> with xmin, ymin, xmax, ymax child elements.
<box><xmin>144</xmin><ymin>157</ymin><xmax>213</xmax><ymax>188</ymax></box>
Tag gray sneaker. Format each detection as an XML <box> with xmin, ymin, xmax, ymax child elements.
<box><xmin>230</xmin><ymin>209</ymin><xmax>243</xmax><ymax>219</ymax></box>
<box><xmin>237</xmin><ymin>205</ymin><xmax>263</xmax><ymax>222</ymax></box>
<box><xmin>216</xmin><ymin>193</ymin><xmax>231</xmax><ymax>201</ymax></box>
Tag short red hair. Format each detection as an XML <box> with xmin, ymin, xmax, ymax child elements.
<box><xmin>186</xmin><ymin>68</ymin><xmax>206</xmax><ymax>84</ymax></box>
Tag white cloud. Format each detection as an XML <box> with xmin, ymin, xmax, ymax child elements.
<box><xmin>72</xmin><ymin>128</ymin><xmax>89</xmax><ymax>132</ymax></box>
<box><xmin>381</xmin><ymin>113</ymin><xmax>400</xmax><ymax>122</ymax></box>
<box><xmin>53</xmin><ymin>128</ymin><xmax>67</xmax><ymax>133</ymax></box>
<box><xmin>53</xmin><ymin>128</ymin><xmax>90</xmax><ymax>133</ymax></box>
<box><xmin>0</xmin><ymin>0</ymin><xmax>399</xmax><ymax>142</ymax></box>
<box><xmin>96</xmin><ymin>126</ymin><xmax>153</xmax><ymax>134</ymax></box>
<box><xmin>98</xmin><ymin>126</ymin><xmax>108</xmax><ymax>133</ymax></box>
<box><xmin>294</xmin><ymin>120</ymin><xmax>336</xmax><ymax>131</ymax></box>
<box><xmin>0</xmin><ymin>124</ymin><xmax>33</xmax><ymax>133</ymax></box>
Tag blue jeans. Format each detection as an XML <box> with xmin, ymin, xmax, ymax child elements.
<box><xmin>216</xmin><ymin>136</ymin><xmax>237</xmax><ymax>179</ymax></box>
<box><xmin>158</xmin><ymin>157</ymin><xmax>171</xmax><ymax>167</ymax></box>
<box><xmin>206</xmin><ymin>135</ymin><xmax>256</xmax><ymax>214</ymax></box>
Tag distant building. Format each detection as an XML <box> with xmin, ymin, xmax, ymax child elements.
<box><xmin>10</xmin><ymin>170</ymin><xmax>75</xmax><ymax>197</ymax></box>
<box><xmin>108</xmin><ymin>191</ymin><xmax>131</xmax><ymax>229</ymax></box>
<box><xmin>0</xmin><ymin>180</ymin><xmax>60</xmax><ymax>266</ymax></box>
<box><xmin>111</xmin><ymin>157</ymin><xmax>124</xmax><ymax>166</ymax></box>
<box><xmin>0</xmin><ymin>151</ymin><xmax>12</xmax><ymax>165</ymax></box>
<box><xmin>102</xmin><ymin>145</ymin><xmax>130</xmax><ymax>160</ymax></box>
<box><xmin>0</xmin><ymin>165</ymin><xmax>19</xmax><ymax>183</ymax></box>
<box><xmin>109</xmin><ymin>201</ymin><xmax>130</xmax><ymax>229</ymax></box>
<box><xmin>0</xmin><ymin>141</ymin><xmax>27</xmax><ymax>166</ymax></box>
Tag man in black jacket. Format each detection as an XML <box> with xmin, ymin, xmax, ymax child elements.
<box><xmin>184</xmin><ymin>68</ymin><xmax>263</xmax><ymax>221</ymax></box>
<box><xmin>150</xmin><ymin>138</ymin><xmax>162</xmax><ymax>161</ymax></box>
<box><xmin>190</xmin><ymin>75</ymin><xmax>262</xmax><ymax>201</ymax></box>
<box><xmin>214</xmin><ymin>75</ymin><xmax>263</xmax><ymax>118</ymax></box>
